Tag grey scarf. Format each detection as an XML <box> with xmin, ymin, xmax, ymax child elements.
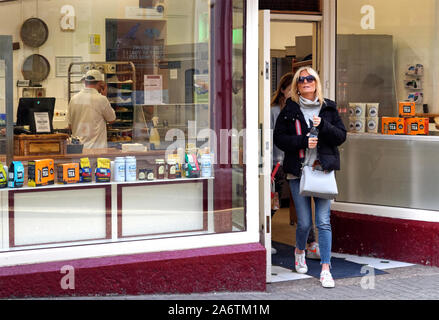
<box><xmin>299</xmin><ymin>96</ymin><xmax>321</xmax><ymax>167</ymax></box>
<box><xmin>299</xmin><ymin>96</ymin><xmax>321</xmax><ymax>127</ymax></box>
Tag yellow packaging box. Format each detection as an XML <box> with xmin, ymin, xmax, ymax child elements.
<box><xmin>28</xmin><ymin>159</ymin><xmax>55</xmax><ymax>187</ymax></box>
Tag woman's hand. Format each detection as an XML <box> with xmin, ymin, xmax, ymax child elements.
<box><xmin>313</xmin><ymin>115</ymin><xmax>321</xmax><ymax>127</ymax></box>
<box><xmin>308</xmin><ymin>137</ymin><xmax>318</xmax><ymax>149</ymax></box>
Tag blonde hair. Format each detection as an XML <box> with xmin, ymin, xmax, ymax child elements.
<box><xmin>291</xmin><ymin>67</ymin><xmax>324</xmax><ymax>106</ymax></box>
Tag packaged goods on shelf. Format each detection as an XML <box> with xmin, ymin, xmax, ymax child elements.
<box><xmin>125</xmin><ymin>156</ymin><xmax>137</xmax><ymax>182</ymax></box>
<box><xmin>348</xmin><ymin>102</ymin><xmax>366</xmax><ymax>118</ymax></box>
<box><xmin>138</xmin><ymin>168</ymin><xmax>153</xmax><ymax>181</ymax></box>
<box><xmin>155</xmin><ymin>159</ymin><xmax>165</xmax><ymax>179</ymax></box>
<box><xmin>349</xmin><ymin>117</ymin><xmax>365</xmax><ymax>133</ymax></box>
<box><xmin>0</xmin><ymin>164</ymin><xmax>7</xmax><ymax>188</ymax></box>
<box><xmin>57</xmin><ymin>163</ymin><xmax>80</xmax><ymax>184</ymax></box>
<box><xmin>8</xmin><ymin>161</ymin><xmax>24</xmax><ymax>188</ymax></box>
<box><xmin>167</xmin><ymin>160</ymin><xmax>177</xmax><ymax>179</ymax></box>
<box><xmin>184</xmin><ymin>153</ymin><xmax>200</xmax><ymax>178</ymax></box>
<box><xmin>366</xmin><ymin>103</ymin><xmax>379</xmax><ymax>118</ymax></box>
<box><xmin>366</xmin><ymin>117</ymin><xmax>379</xmax><ymax>133</ymax></box>
<box><xmin>95</xmin><ymin>158</ymin><xmax>111</xmax><ymax>183</ymax></box>
<box><xmin>167</xmin><ymin>154</ymin><xmax>182</xmax><ymax>178</ymax></box>
<box><xmin>79</xmin><ymin>157</ymin><xmax>92</xmax><ymax>182</ymax></box>
<box><xmin>404</xmin><ymin>117</ymin><xmax>429</xmax><ymax>135</ymax></box>
<box><xmin>114</xmin><ymin>157</ymin><xmax>126</xmax><ymax>182</ymax></box>
<box><xmin>200</xmin><ymin>153</ymin><xmax>212</xmax><ymax>177</ymax></box>
<box><xmin>399</xmin><ymin>101</ymin><xmax>415</xmax><ymax>117</ymax></box>
<box><xmin>28</xmin><ymin>159</ymin><xmax>55</xmax><ymax>187</ymax></box>
<box><xmin>382</xmin><ymin>117</ymin><xmax>405</xmax><ymax>135</ymax></box>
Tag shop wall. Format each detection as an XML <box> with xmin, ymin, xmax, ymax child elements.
<box><xmin>0</xmin><ymin>0</ymin><xmax>200</xmax><ymax>120</ymax></box>
<box><xmin>270</xmin><ymin>22</ymin><xmax>312</xmax><ymax>51</ymax></box>
<box><xmin>338</xmin><ymin>0</ymin><xmax>439</xmax><ymax>113</ymax></box>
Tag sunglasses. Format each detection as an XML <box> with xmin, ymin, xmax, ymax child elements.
<box><xmin>297</xmin><ymin>75</ymin><xmax>316</xmax><ymax>83</ymax></box>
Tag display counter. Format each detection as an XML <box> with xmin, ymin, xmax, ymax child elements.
<box><xmin>3</xmin><ymin>176</ymin><xmax>213</xmax><ymax>250</ymax></box>
<box><xmin>0</xmin><ymin>145</ymin><xmax>219</xmax><ymax>251</ymax></box>
<box><xmin>336</xmin><ymin>132</ymin><xmax>439</xmax><ymax>211</ymax></box>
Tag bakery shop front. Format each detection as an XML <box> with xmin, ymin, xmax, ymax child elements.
<box><xmin>0</xmin><ymin>0</ymin><xmax>265</xmax><ymax>297</ymax></box>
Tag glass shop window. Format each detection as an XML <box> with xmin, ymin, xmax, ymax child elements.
<box><xmin>0</xmin><ymin>0</ymin><xmax>247</xmax><ymax>252</ymax></box>
<box><xmin>337</xmin><ymin>0</ymin><xmax>438</xmax><ymax>134</ymax></box>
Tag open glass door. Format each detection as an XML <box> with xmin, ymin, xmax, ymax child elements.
<box><xmin>259</xmin><ymin>10</ymin><xmax>327</xmax><ymax>283</ymax></box>
<box><xmin>258</xmin><ymin>10</ymin><xmax>272</xmax><ymax>283</ymax></box>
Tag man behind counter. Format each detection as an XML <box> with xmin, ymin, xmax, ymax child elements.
<box><xmin>67</xmin><ymin>69</ymin><xmax>116</xmax><ymax>149</ymax></box>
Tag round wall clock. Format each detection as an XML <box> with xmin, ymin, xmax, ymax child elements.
<box><xmin>20</xmin><ymin>17</ymin><xmax>49</xmax><ymax>48</ymax></box>
<box><xmin>21</xmin><ymin>54</ymin><xmax>50</xmax><ymax>83</ymax></box>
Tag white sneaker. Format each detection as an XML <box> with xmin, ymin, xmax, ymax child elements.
<box><xmin>306</xmin><ymin>242</ymin><xmax>321</xmax><ymax>260</ymax></box>
<box><xmin>294</xmin><ymin>251</ymin><xmax>308</xmax><ymax>274</ymax></box>
<box><xmin>320</xmin><ymin>270</ymin><xmax>335</xmax><ymax>288</ymax></box>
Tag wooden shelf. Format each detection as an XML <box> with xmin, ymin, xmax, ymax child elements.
<box><xmin>292</xmin><ymin>60</ymin><xmax>312</xmax><ymax>68</ymax></box>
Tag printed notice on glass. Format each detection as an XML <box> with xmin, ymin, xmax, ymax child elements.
<box><xmin>34</xmin><ymin>112</ymin><xmax>51</xmax><ymax>133</ymax></box>
<box><xmin>144</xmin><ymin>75</ymin><xmax>162</xmax><ymax>105</ymax></box>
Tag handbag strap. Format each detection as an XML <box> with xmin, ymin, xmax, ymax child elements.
<box><xmin>295</xmin><ymin>119</ymin><xmax>305</xmax><ymax>159</ymax></box>
<box><xmin>271</xmin><ymin>162</ymin><xmax>280</xmax><ymax>183</ymax></box>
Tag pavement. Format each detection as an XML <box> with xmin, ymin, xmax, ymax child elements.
<box><xmin>35</xmin><ymin>263</ymin><xmax>439</xmax><ymax>301</ymax></box>
<box><xmin>122</xmin><ymin>264</ymin><xmax>439</xmax><ymax>300</ymax></box>
<box><xmin>10</xmin><ymin>263</ymin><xmax>439</xmax><ymax>319</ymax></box>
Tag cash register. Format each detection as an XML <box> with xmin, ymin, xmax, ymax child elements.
<box><xmin>15</xmin><ymin>97</ymin><xmax>55</xmax><ymax>134</ymax></box>
<box><xmin>14</xmin><ymin>97</ymin><xmax>69</xmax><ymax>156</ymax></box>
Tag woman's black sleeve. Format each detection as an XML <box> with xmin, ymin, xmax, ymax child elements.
<box><xmin>317</xmin><ymin>111</ymin><xmax>347</xmax><ymax>146</ymax></box>
<box><xmin>273</xmin><ymin>110</ymin><xmax>309</xmax><ymax>153</ymax></box>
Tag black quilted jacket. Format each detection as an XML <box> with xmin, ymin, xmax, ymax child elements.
<box><xmin>273</xmin><ymin>98</ymin><xmax>347</xmax><ymax>177</ymax></box>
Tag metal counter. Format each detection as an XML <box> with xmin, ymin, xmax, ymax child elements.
<box><xmin>336</xmin><ymin>133</ymin><xmax>439</xmax><ymax>211</ymax></box>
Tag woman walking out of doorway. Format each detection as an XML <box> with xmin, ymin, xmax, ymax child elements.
<box><xmin>270</xmin><ymin>72</ymin><xmax>320</xmax><ymax>259</ymax></box>
<box><xmin>273</xmin><ymin>67</ymin><xmax>346</xmax><ymax>288</ymax></box>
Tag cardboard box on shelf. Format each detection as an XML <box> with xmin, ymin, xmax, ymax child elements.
<box><xmin>382</xmin><ymin>117</ymin><xmax>405</xmax><ymax>135</ymax></box>
<box><xmin>404</xmin><ymin>117</ymin><xmax>429</xmax><ymax>135</ymax></box>
<box><xmin>57</xmin><ymin>163</ymin><xmax>80</xmax><ymax>184</ymax></box>
<box><xmin>399</xmin><ymin>101</ymin><xmax>415</xmax><ymax>117</ymax></box>
<box><xmin>28</xmin><ymin>159</ymin><xmax>55</xmax><ymax>187</ymax></box>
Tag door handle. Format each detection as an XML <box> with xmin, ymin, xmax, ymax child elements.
<box><xmin>265</xmin><ymin>61</ymin><xmax>269</xmax><ymax>80</ymax></box>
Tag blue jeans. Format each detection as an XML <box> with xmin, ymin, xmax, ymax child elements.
<box><xmin>289</xmin><ymin>178</ymin><xmax>332</xmax><ymax>266</ymax></box>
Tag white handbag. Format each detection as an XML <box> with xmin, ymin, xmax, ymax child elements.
<box><xmin>299</xmin><ymin>165</ymin><xmax>338</xmax><ymax>200</ymax></box>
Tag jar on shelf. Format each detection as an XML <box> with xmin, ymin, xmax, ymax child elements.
<box><xmin>155</xmin><ymin>159</ymin><xmax>165</xmax><ymax>180</ymax></box>
<box><xmin>167</xmin><ymin>160</ymin><xmax>177</xmax><ymax>179</ymax></box>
